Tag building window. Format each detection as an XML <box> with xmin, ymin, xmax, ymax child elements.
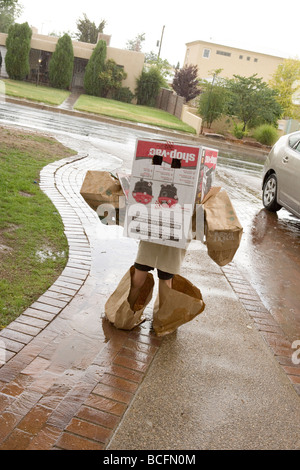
<box><xmin>254</xmin><ymin>58</ymin><xmax>258</xmax><ymax>62</ymax></box>
<box><xmin>239</xmin><ymin>55</ymin><xmax>243</xmax><ymax>59</ymax></box>
<box><xmin>216</xmin><ymin>50</ymin><xmax>231</xmax><ymax>57</ymax></box>
<box><xmin>247</xmin><ymin>56</ymin><xmax>251</xmax><ymax>61</ymax></box>
<box><xmin>203</xmin><ymin>48</ymin><xmax>211</xmax><ymax>59</ymax></box>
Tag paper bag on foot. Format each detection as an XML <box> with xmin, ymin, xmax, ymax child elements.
<box><xmin>153</xmin><ymin>275</ymin><xmax>205</xmax><ymax>336</ymax></box>
<box><xmin>105</xmin><ymin>266</ymin><xmax>154</xmax><ymax>330</ymax></box>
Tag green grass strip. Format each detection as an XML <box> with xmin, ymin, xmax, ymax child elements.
<box><xmin>0</xmin><ymin>127</ymin><xmax>75</xmax><ymax>328</ymax></box>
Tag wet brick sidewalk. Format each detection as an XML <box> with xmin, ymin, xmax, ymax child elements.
<box><xmin>0</xmin><ymin>154</ymin><xmax>163</xmax><ymax>450</ymax></box>
<box><xmin>0</xmin><ymin>152</ymin><xmax>299</xmax><ymax>450</ymax></box>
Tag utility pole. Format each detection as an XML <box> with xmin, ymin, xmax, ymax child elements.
<box><xmin>157</xmin><ymin>25</ymin><xmax>165</xmax><ymax>60</ymax></box>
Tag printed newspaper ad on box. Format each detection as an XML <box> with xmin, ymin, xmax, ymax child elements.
<box><xmin>123</xmin><ymin>139</ymin><xmax>202</xmax><ymax>249</ymax></box>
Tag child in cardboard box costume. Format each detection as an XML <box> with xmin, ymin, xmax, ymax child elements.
<box><xmin>104</xmin><ymin>140</ymin><xmax>206</xmax><ymax>337</ymax></box>
<box><xmin>80</xmin><ymin>140</ymin><xmax>242</xmax><ymax>337</ymax></box>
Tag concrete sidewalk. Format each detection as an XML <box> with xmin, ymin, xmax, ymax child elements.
<box><xmin>0</xmin><ymin>149</ymin><xmax>299</xmax><ymax>450</ymax></box>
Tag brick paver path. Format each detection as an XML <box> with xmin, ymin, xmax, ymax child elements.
<box><xmin>0</xmin><ymin>154</ymin><xmax>162</xmax><ymax>450</ymax></box>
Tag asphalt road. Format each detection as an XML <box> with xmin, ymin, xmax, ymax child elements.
<box><xmin>1</xmin><ymin>101</ymin><xmax>299</xmax><ymax>342</ymax></box>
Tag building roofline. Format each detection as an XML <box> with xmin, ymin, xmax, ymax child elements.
<box><xmin>0</xmin><ymin>30</ymin><xmax>144</xmax><ymax>61</ymax></box>
<box><xmin>185</xmin><ymin>39</ymin><xmax>286</xmax><ymax>60</ymax></box>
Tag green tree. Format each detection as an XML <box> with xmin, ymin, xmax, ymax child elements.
<box><xmin>48</xmin><ymin>33</ymin><xmax>74</xmax><ymax>90</ymax></box>
<box><xmin>197</xmin><ymin>69</ymin><xmax>227</xmax><ymax>128</ymax></box>
<box><xmin>126</xmin><ymin>33</ymin><xmax>145</xmax><ymax>52</ymax></box>
<box><xmin>198</xmin><ymin>84</ymin><xmax>228</xmax><ymax>128</ymax></box>
<box><xmin>5</xmin><ymin>22</ymin><xmax>32</xmax><ymax>80</ymax></box>
<box><xmin>0</xmin><ymin>0</ymin><xmax>22</xmax><ymax>33</ymax></box>
<box><xmin>269</xmin><ymin>58</ymin><xmax>300</xmax><ymax>119</ymax></box>
<box><xmin>98</xmin><ymin>59</ymin><xmax>127</xmax><ymax>98</ymax></box>
<box><xmin>226</xmin><ymin>74</ymin><xmax>282</xmax><ymax>131</ymax></box>
<box><xmin>135</xmin><ymin>66</ymin><xmax>165</xmax><ymax>106</ymax></box>
<box><xmin>145</xmin><ymin>51</ymin><xmax>173</xmax><ymax>82</ymax></box>
<box><xmin>75</xmin><ymin>13</ymin><xmax>106</xmax><ymax>43</ymax></box>
<box><xmin>83</xmin><ymin>39</ymin><xmax>107</xmax><ymax>96</ymax></box>
<box><xmin>172</xmin><ymin>64</ymin><xmax>200</xmax><ymax>102</ymax></box>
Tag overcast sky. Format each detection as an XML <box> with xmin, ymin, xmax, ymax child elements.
<box><xmin>18</xmin><ymin>0</ymin><xmax>300</xmax><ymax>66</ymax></box>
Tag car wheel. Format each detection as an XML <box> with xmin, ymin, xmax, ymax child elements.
<box><xmin>262</xmin><ymin>173</ymin><xmax>282</xmax><ymax>212</ymax></box>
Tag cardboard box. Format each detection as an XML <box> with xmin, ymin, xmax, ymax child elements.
<box><xmin>123</xmin><ymin>139</ymin><xmax>202</xmax><ymax>249</ymax></box>
<box><xmin>196</xmin><ymin>146</ymin><xmax>219</xmax><ymax>203</ymax></box>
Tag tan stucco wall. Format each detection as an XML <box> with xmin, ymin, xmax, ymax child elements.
<box><xmin>107</xmin><ymin>47</ymin><xmax>144</xmax><ymax>92</ymax></box>
<box><xmin>185</xmin><ymin>40</ymin><xmax>285</xmax><ymax>82</ymax></box>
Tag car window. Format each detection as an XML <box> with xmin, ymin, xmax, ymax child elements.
<box><xmin>294</xmin><ymin>141</ymin><xmax>300</xmax><ymax>154</ymax></box>
<box><xmin>288</xmin><ymin>133</ymin><xmax>300</xmax><ymax>148</ymax></box>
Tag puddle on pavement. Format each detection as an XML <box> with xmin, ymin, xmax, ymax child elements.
<box><xmin>234</xmin><ymin>208</ymin><xmax>300</xmax><ymax>341</ymax></box>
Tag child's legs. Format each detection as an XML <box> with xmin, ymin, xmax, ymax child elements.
<box><xmin>128</xmin><ymin>264</ymin><xmax>173</xmax><ymax>308</ymax></box>
<box><xmin>128</xmin><ymin>266</ymin><xmax>150</xmax><ymax>308</ymax></box>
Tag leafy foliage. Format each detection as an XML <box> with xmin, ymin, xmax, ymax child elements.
<box><xmin>225</xmin><ymin>74</ymin><xmax>282</xmax><ymax>131</ymax></box>
<box><xmin>0</xmin><ymin>0</ymin><xmax>22</xmax><ymax>33</ymax></box>
<box><xmin>135</xmin><ymin>67</ymin><xmax>165</xmax><ymax>106</ymax></box>
<box><xmin>145</xmin><ymin>51</ymin><xmax>173</xmax><ymax>81</ymax></box>
<box><xmin>269</xmin><ymin>58</ymin><xmax>300</xmax><ymax>119</ymax></box>
<box><xmin>48</xmin><ymin>33</ymin><xmax>74</xmax><ymax>90</ymax></box>
<box><xmin>5</xmin><ymin>22</ymin><xmax>32</xmax><ymax>80</ymax></box>
<box><xmin>172</xmin><ymin>64</ymin><xmax>200</xmax><ymax>102</ymax></box>
<box><xmin>232</xmin><ymin>122</ymin><xmax>247</xmax><ymax>139</ymax></box>
<box><xmin>98</xmin><ymin>59</ymin><xmax>127</xmax><ymax>98</ymax></box>
<box><xmin>112</xmin><ymin>86</ymin><xmax>135</xmax><ymax>103</ymax></box>
<box><xmin>75</xmin><ymin>13</ymin><xmax>106</xmax><ymax>44</ymax></box>
<box><xmin>84</xmin><ymin>40</ymin><xmax>107</xmax><ymax>96</ymax></box>
<box><xmin>126</xmin><ymin>33</ymin><xmax>145</xmax><ymax>52</ymax></box>
<box><xmin>253</xmin><ymin>124</ymin><xmax>279</xmax><ymax>146</ymax></box>
<box><xmin>198</xmin><ymin>79</ymin><xmax>228</xmax><ymax>128</ymax></box>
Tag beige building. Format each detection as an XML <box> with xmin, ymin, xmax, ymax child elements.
<box><xmin>0</xmin><ymin>28</ymin><xmax>145</xmax><ymax>94</ymax></box>
<box><xmin>184</xmin><ymin>39</ymin><xmax>285</xmax><ymax>83</ymax></box>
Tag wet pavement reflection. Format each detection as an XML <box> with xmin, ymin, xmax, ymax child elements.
<box><xmin>216</xmin><ymin>162</ymin><xmax>300</xmax><ymax>343</ymax></box>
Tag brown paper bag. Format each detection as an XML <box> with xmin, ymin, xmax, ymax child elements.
<box><xmin>80</xmin><ymin>170</ymin><xmax>125</xmax><ymax>208</ymax></box>
<box><xmin>80</xmin><ymin>170</ymin><xmax>126</xmax><ymax>226</ymax></box>
<box><xmin>105</xmin><ymin>267</ymin><xmax>154</xmax><ymax>330</ymax></box>
<box><xmin>202</xmin><ymin>187</ymin><xmax>243</xmax><ymax>266</ymax></box>
<box><xmin>153</xmin><ymin>275</ymin><xmax>205</xmax><ymax>336</ymax></box>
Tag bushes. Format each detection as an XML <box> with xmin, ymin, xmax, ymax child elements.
<box><xmin>112</xmin><ymin>86</ymin><xmax>134</xmax><ymax>103</ymax></box>
<box><xmin>49</xmin><ymin>34</ymin><xmax>74</xmax><ymax>90</ymax></box>
<box><xmin>84</xmin><ymin>40</ymin><xmax>107</xmax><ymax>96</ymax></box>
<box><xmin>5</xmin><ymin>22</ymin><xmax>32</xmax><ymax>80</ymax></box>
<box><xmin>232</xmin><ymin>122</ymin><xmax>247</xmax><ymax>139</ymax></box>
<box><xmin>135</xmin><ymin>67</ymin><xmax>165</xmax><ymax>106</ymax></box>
<box><xmin>98</xmin><ymin>59</ymin><xmax>127</xmax><ymax>98</ymax></box>
<box><xmin>253</xmin><ymin>124</ymin><xmax>279</xmax><ymax>146</ymax></box>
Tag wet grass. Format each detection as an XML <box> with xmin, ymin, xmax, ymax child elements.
<box><xmin>74</xmin><ymin>95</ymin><xmax>196</xmax><ymax>134</ymax></box>
<box><xmin>0</xmin><ymin>126</ymin><xmax>76</xmax><ymax>328</ymax></box>
<box><xmin>0</xmin><ymin>79</ymin><xmax>70</xmax><ymax>105</ymax></box>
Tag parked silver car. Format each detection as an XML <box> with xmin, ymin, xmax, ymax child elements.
<box><xmin>262</xmin><ymin>131</ymin><xmax>300</xmax><ymax>218</ymax></box>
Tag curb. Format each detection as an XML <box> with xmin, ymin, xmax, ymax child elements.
<box><xmin>4</xmin><ymin>95</ymin><xmax>270</xmax><ymax>161</ymax></box>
